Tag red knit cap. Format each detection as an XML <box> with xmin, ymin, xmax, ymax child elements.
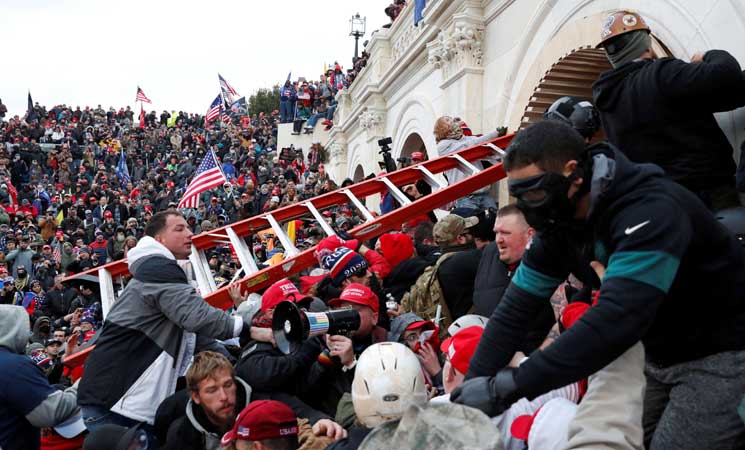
<box><xmin>379</xmin><ymin>233</ymin><xmax>414</xmax><ymax>269</ymax></box>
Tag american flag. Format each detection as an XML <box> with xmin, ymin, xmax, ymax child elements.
<box><xmin>177</xmin><ymin>150</ymin><xmax>227</xmax><ymax>209</ymax></box>
<box><xmin>205</xmin><ymin>94</ymin><xmax>222</xmax><ymax>124</ymax></box>
<box><xmin>218</xmin><ymin>74</ymin><xmax>238</xmax><ymax>104</ymax></box>
<box><xmin>135</xmin><ymin>86</ymin><xmax>152</xmax><ymax>104</ymax></box>
<box><xmin>221</xmin><ymin>107</ymin><xmax>231</xmax><ymax>124</ymax></box>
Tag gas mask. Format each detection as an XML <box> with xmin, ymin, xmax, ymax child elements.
<box><xmin>508</xmin><ymin>170</ymin><xmax>584</xmax><ymax>234</ymax></box>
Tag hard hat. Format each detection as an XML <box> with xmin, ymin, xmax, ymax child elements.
<box><xmin>715</xmin><ymin>207</ymin><xmax>745</xmax><ymax>248</ymax></box>
<box><xmin>598</xmin><ymin>10</ymin><xmax>650</xmax><ymax>49</ymax></box>
<box><xmin>352</xmin><ymin>342</ymin><xmax>427</xmax><ymax>427</ymax></box>
<box><xmin>447</xmin><ymin>314</ymin><xmax>489</xmax><ymax>336</ymax></box>
<box><xmin>543</xmin><ymin>96</ymin><xmax>601</xmax><ymax>139</ymax></box>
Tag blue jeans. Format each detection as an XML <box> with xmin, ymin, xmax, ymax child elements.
<box><xmin>306</xmin><ymin>113</ymin><xmax>322</xmax><ymax>128</ymax></box>
<box><xmin>455</xmin><ymin>192</ymin><xmax>497</xmax><ymax>210</ymax></box>
<box><xmin>81</xmin><ymin>405</ymin><xmax>160</xmax><ymax>447</ymax></box>
<box><xmin>81</xmin><ymin>405</ymin><xmax>140</xmax><ymax>431</ymax></box>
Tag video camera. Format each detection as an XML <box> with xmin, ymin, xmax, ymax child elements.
<box><xmin>272</xmin><ymin>301</ymin><xmax>361</xmax><ymax>354</ymax></box>
<box><xmin>377</xmin><ymin>137</ymin><xmax>397</xmax><ymax>173</ymax></box>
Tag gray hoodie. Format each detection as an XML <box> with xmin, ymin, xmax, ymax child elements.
<box><xmin>0</xmin><ymin>305</ymin><xmax>80</xmax><ymax>447</ymax></box>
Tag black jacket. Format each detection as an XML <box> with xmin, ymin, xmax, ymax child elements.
<box><xmin>383</xmin><ymin>257</ymin><xmax>430</xmax><ymax>303</ymax></box>
<box><xmin>472</xmin><ymin>243</ymin><xmax>555</xmax><ymax>354</ymax></box>
<box><xmin>468</xmin><ymin>144</ymin><xmax>745</xmax><ymax>400</ymax></box>
<box><xmin>437</xmin><ymin>244</ymin><xmax>481</xmax><ymax>320</ymax></box>
<box><xmin>593</xmin><ymin>50</ymin><xmax>745</xmax><ymax>194</ymax></box>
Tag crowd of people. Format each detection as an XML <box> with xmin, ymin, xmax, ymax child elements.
<box><xmin>2</xmin><ymin>8</ymin><xmax>745</xmax><ymax>450</ymax></box>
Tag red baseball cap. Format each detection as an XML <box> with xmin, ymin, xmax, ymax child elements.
<box><xmin>261</xmin><ymin>279</ymin><xmax>308</xmax><ymax>312</ymax></box>
<box><xmin>314</xmin><ymin>235</ymin><xmax>358</xmax><ymax>263</ymax></box>
<box><xmin>103</xmin><ymin>211</ymin><xmax>112</xmax><ymax>218</ymax></box>
<box><xmin>221</xmin><ymin>400</ymin><xmax>298</xmax><ymax>446</ymax></box>
<box><xmin>411</xmin><ymin>151</ymin><xmax>425</xmax><ymax>161</ymax></box>
<box><xmin>440</xmin><ymin>326</ymin><xmax>483</xmax><ymax>374</ymax></box>
<box><xmin>328</xmin><ymin>283</ymin><xmax>379</xmax><ymax>313</ymax></box>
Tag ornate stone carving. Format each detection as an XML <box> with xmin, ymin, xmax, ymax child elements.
<box><xmin>427</xmin><ymin>22</ymin><xmax>484</xmax><ymax>79</ymax></box>
<box><xmin>359</xmin><ymin>110</ymin><xmax>384</xmax><ymax>131</ymax></box>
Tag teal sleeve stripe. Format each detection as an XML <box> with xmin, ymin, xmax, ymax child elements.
<box><xmin>604</xmin><ymin>250</ymin><xmax>680</xmax><ymax>293</ymax></box>
<box><xmin>512</xmin><ymin>264</ymin><xmax>564</xmax><ymax>298</ymax></box>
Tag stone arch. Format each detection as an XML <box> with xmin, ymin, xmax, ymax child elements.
<box><xmin>390</xmin><ymin>95</ymin><xmax>438</xmax><ymax>160</ymax></box>
<box><xmin>399</xmin><ymin>132</ymin><xmax>427</xmax><ymax>160</ymax></box>
<box><xmin>352</xmin><ymin>164</ymin><xmax>365</xmax><ymax>182</ymax></box>
<box><xmin>496</xmin><ymin>1</ymin><xmax>736</xmax><ymax>132</ymax></box>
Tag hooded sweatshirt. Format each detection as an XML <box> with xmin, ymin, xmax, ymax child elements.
<box><xmin>593</xmin><ymin>50</ymin><xmax>745</xmax><ymax>194</ymax></box>
<box><xmin>0</xmin><ymin>305</ymin><xmax>79</xmax><ymax>450</ymax></box>
<box><xmin>78</xmin><ymin>237</ymin><xmax>245</xmax><ymax>424</ymax></box>
<box><xmin>468</xmin><ymin>144</ymin><xmax>745</xmax><ymax>400</ymax></box>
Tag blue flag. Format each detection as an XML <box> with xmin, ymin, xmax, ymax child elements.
<box><xmin>116</xmin><ymin>150</ymin><xmax>131</xmax><ymax>186</ymax></box>
<box><xmin>414</xmin><ymin>0</ymin><xmax>426</xmax><ymax>25</ymax></box>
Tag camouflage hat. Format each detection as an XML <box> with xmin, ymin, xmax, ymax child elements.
<box><xmin>433</xmin><ymin>214</ymin><xmax>478</xmax><ymax>246</ymax></box>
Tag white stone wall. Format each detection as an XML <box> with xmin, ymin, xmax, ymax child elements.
<box><xmin>322</xmin><ymin>0</ymin><xmax>745</xmax><ymax>204</ymax></box>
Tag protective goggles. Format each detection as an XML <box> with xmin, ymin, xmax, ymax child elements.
<box><xmin>508</xmin><ymin>172</ymin><xmax>572</xmax><ymax>207</ymax></box>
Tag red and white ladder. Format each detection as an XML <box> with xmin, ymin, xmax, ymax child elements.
<box><xmin>62</xmin><ymin>133</ymin><xmax>512</xmax><ymax>366</ymax></box>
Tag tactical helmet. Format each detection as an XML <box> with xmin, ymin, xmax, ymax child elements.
<box><xmin>543</xmin><ymin>96</ymin><xmax>601</xmax><ymax>140</ymax></box>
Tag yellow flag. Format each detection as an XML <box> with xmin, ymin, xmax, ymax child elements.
<box><xmin>286</xmin><ymin>220</ymin><xmax>296</xmax><ymax>245</ymax></box>
<box><xmin>55</xmin><ymin>210</ymin><xmax>64</xmax><ymax>223</ymax></box>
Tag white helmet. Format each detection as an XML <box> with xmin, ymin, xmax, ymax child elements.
<box><xmin>352</xmin><ymin>342</ymin><xmax>427</xmax><ymax>427</ymax></box>
<box><xmin>447</xmin><ymin>314</ymin><xmax>489</xmax><ymax>336</ymax></box>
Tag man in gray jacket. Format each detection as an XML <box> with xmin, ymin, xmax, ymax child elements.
<box><xmin>0</xmin><ymin>304</ymin><xmax>81</xmax><ymax>450</ymax></box>
<box><xmin>77</xmin><ymin>211</ymin><xmax>267</xmax><ymax>431</ymax></box>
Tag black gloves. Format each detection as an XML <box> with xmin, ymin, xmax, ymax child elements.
<box><xmin>450</xmin><ymin>368</ymin><xmax>520</xmax><ymax>417</ymax></box>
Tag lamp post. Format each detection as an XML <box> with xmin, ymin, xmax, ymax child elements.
<box><xmin>349</xmin><ymin>13</ymin><xmax>367</xmax><ymax>60</ymax></box>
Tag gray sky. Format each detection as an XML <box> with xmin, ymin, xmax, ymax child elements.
<box><xmin>1</xmin><ymin>0</ymin><xmax>393</xmax><ymax>117</ymax></box>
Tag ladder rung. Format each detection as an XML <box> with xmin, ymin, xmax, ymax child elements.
<box><xmin>450</xmin><ymin>154</ymin><xmax>480</xmax><ymax>175</ymax></box>
<box><xmin>98</xmin><ymin>268</ymin><xmax>116</xmax><ymax>319</ymax></box>
<box><xmin>415</xmin><ymin>166</ymin><xmax>446</xmax><ymax>191</ymax></box>
<box><xmin>305</xmin><ymin>202</ymin><xmax>337</xmax><ymax>236</ymax></box>
<box><xmin>189</xmin><ymin>244</ymin><xmax>217</xmax><ymax>295</ymax></box>
<box><xmin>379</xmin><ymin>177</ymin><xmax>412</xmax><ymax>206</ymax></box>
<box><xmin>227</xmin><ymin>227</ymin><xmax>259</xmax><ymax>276</ymax></box>
<box><xmin>483</xmin><ymin>142</ymin><xmax>506</xmax><ymax>158</ymax></box>
<box><xmin>342</xmin><ymin>189</ymin><xmax>375</xmax><ymax>222</ymax></box>
<box><xmin>265</xmin><ymin>214</ymin><xmax>300</xmax><ymax>257</ymax></box>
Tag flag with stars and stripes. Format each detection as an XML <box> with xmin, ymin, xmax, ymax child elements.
<box><xmin>205</xmin><ymin>94</ymin><xmax>222</xmax><ymax>124</ymax></box>
<box><xmin>218</xmin><ymin>73</ymin><xmax>238</xmax><ymax>105</ymax></box>
<box><xmin>177</xmin><ymin>150</ymin><xmax>227</xmax><ymax>209</ymax></box>
<box><xmin>135</xmin><ymin>86</ymin><xmax>152</xmax><ymax>103</ymax></box>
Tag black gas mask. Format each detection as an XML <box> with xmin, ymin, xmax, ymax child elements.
<box><xmin>508</xmin><ymin>169</ymin><xmax>587</xmax><ymax>234</ymax></box>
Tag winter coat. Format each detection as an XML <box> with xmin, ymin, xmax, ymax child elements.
<box><xmin>593</xmin><ymin>50</ymin><xmax>745</xmax><ymax>195</ymax></box>
<box><xmin>77</xmin><ymin>237</ymin><xmax>243</xmax><ymax>424</ymax></box>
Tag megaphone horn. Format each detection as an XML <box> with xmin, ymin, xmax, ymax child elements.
<box><xmin>272</xmin><ymin>301</ymin><xmax>361</xmax><ymax>354</ymax></box>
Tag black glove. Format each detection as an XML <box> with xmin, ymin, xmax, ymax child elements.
<box><xmin>450</xmin><ymin>368</ymin><xmax>519</xmax><ymax>417</ymax></box>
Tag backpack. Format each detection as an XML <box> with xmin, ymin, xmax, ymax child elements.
<box><xmin>400</xmin><ymin>252</ymin><xmax>455</xmax><ymax>332</ymax></box>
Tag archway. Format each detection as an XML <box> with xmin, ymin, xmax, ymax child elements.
<box><xmin>399</xmin><ymin>133</ymin><xmax>427</xmax><ymax>160</ymax></box>
<box><xmin>353</xmin><ymin>164</ymin><xmax>365</xmax><ymax>183</ymax></box>
<box><xmin>519</xmin><ymin>36</ymin><xmax>672</xmax><ymax>131</ymax></box>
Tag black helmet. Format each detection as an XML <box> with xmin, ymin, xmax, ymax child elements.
<box><xmin>715</xmin><ymin>207</ymin><xmax>745</xmax><ymax>247</ymax></box>
<box><xmin>543</xmin><ymin>96</ymin><xmax>601</xmax><ymax>139</ymax></box>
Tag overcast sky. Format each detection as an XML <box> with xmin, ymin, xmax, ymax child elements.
<box><xmin>1</xmin><ymin>0</ymin><xmax>393</xmax><ymax>117</ymax></box>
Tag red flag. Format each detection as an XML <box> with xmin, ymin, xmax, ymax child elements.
<box><xmin>139</xmin><ymin>105</ymin><xmax>145</xmax><ymax>129</ymax></box>
<box><xmin>5</xmin><ymin>178</ymin><xmax>17</xmax><ymax>206</ymax></box>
